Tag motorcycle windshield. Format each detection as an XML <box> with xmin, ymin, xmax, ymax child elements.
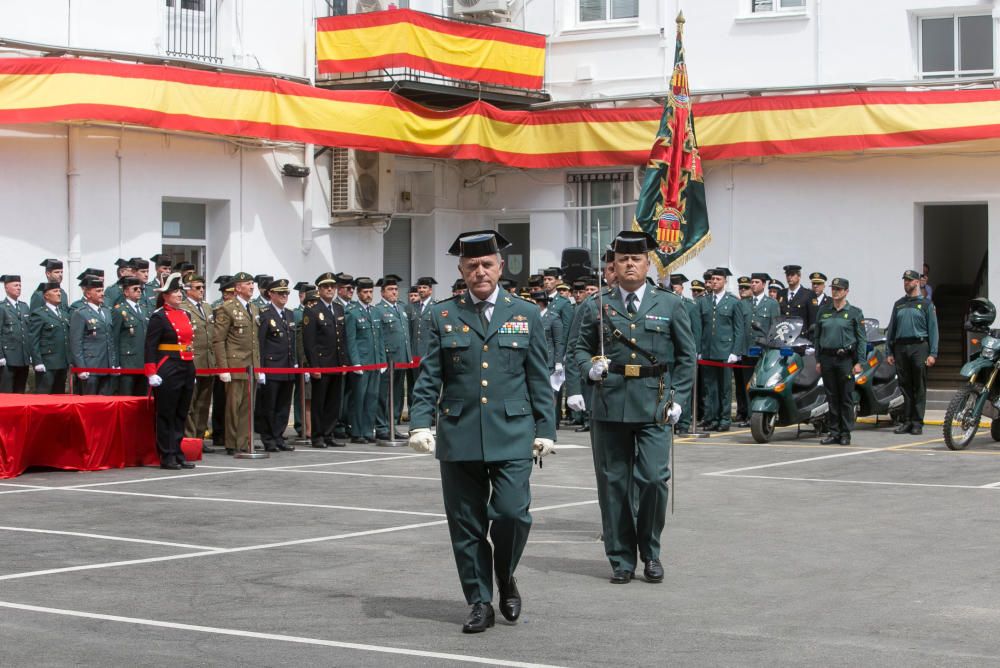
<box><xmin>862</xmin><ymin>318</ymin><xmax>884</xmax><ymax>343</ymax></box>
<box><xmin>765</xmin><ymin>317</ymin><xmax>804</xmax><ymax>348</ymax></box>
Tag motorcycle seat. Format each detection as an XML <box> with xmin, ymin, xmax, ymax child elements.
<box><xmin>872</xmin><ymin>361</ymin><xmax>895</xmax><ymax>383</ymax></box>
<box><xmin>793</xmin><ymin>357</ymin><xmax>821</xmax><ymax>389</ymax></box>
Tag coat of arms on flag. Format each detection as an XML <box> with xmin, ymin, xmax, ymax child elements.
<box><xmin>632</xmin><ymin>13</ymin><xmax>710</xmax><ymax>279</ymax></box>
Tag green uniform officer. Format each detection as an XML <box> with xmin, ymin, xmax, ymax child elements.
<box><xmin>111</xmin><ymin>277</ymin><xmax>150</xmax><ymax>396</ymax></box>
<box><xmin>666</xmin><ymin>274</ymin><xmax>701</xmax><ymax>433</ymax></box>
<box><xmin>886</xmin><ymin>269</ymin><xmax>939</xmax><ymax>435</ymax></box>
<box><xmin>103</xmin><ymin>258</ymin><xmax>136</xmax><ymax>310</ymax></box>
<box><xmin>147</xmin><ymin>254</ymin><xmax>173</xmax><ymax>303</ymax></box>
<box><xmin>69</xmin><ymin>277</ymin><xmax>117</xmax><ymax>395</ymax></box>
<box><xmin>813</xmin><ymin>278</ymin><xmax>866</xmax><ymax>445</ymax></box>
<box><xmin>30</xmin><ymin>259</ymin><xmax>69</xmax><ymax>316</ymax></box>
<box><xmin>345</xmin><ymin>277</ymin><xmax>385</xmax><ymax>443</ymax></box>
<box><xmin>29</xmin><ymin>282</ymin><xmax>70</xmax><ymax>393</ymax></box>
<box><xmin>408</xmin><ymin>230</ymin><xmax>555</xmax><ymax>634</ymax></box>
<box><xmin>180</xmin><ymin>275</ymin><xmax>216</xmax><ymax>453</ymax></box>
<box><xmin>698</xmin><ymin>267</ymin><xmax>745</xmax><ymax>431</ymax></box>
<box><xmin>252</xmin><ymin>274</ymin><xmax>272</xmax><ymax>310</ymax></box>
<box><xmin>739</xmin><ymin>273</ymin><xmax>781</xmax><ymax>427</ymax></box>
<box><xmin>373</xmin><ymin>275</ymin><xmax>411</xmax><ymax>440</ymax></box>
<box><xmin>734</xmin><ymin>276</ymin><xmax>754</xmax><ymax>424</ymax></box>
<box><xmin>574</xmin><ymin>230</ymin><xmax>696</xmax><ymax>585</ymax></box>
<box><xmin>0</xmin><ymin>274</ymin><xmax>33</xmax><ymax>393</ymax></box>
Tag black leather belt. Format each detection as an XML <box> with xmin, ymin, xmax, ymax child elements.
<box><xmin>819</xmin><ymin>348</ymin><xmax>851</xmax><ymax>357</ymax></box>
<box><xmin>895</xmin><ymin>337</ymin><xmax>927</xmax><ymax>344</ymax></box>
<box><xmin>608</xmin><ymin>362</ymin><xmax>668</xmax><ymax>378</ymax></box>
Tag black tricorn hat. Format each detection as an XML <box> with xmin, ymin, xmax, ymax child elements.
<box><xmin>447</xmin><ymin>230</ymin><xmax>512</xmax><ymax>257</ymax></box>
<box><xmin>750</xmin><ymin>273</ymin><xmax>771</xmax><ymax>282</ymax></box>
<box><xmin>2</xmin><ymin>274</ymin><xmax>21</xmax><ymax>284</ymax></box>
<box><xmin>77</xmin><ymin>268</ymin><xmax>105</xmax><ymax>280</ymax></box>
<box><xmin>354</xmin><ymin>276</ymin><xmax>374</xmax><ymax>290</ymax></box>
<box><xmin>416</xmin><ymin>276</ymin><xmax>437</xmax><ymax>287</ymax></box>
<box><xmin>119</xmin><ymin>277</ymin><xmax>142</xmax><ymax>288</ymax></box>
<box><xmin>669</xmin><ymin>274</ymin><xmax>688</xmax><ymax>286</ymax></box>
<box><xmin>451</xmin><ymin>278</ymin><xmax>467</xmax><ymax>291</ymax></box>
<box><xmin>783</xmin><ymin>264</ymin><xmax>802</xmax><ymax>274</ymax></box>
<box><xmin>150</xmin><ymin>254</ymin><xmax>172</xmax><ymax>267</ymax></box>
<box><xmin>610</xmin><ymin>231</ymin><xmax>657</xmax><ymax>254</ymax></box>
<box><xmin>530</xmin><ymin>290</ymin><xmax>550</xmax><ymax>302</ymax></box>
<box><xmin>542</xmin><ymin>267</ymin><xmax>561</xmax><ymax>278</ymax></box>
<box><xmin>114</xmin><ymin>258</ymin><xmax>134</xmax><ymax>269</ymax></box>
<box><xmin>253</xmin><ymin>274</ymin><xmax>273</xmax><ymax>285</ymax></box>
<box><xmin>38</xmin><ymin>282</ymin><xmax>60</xmax><ymax>293</ymax></box>
<box><xmin>79</xmin><ymin>276</ymin><xmax>104</xmax><ymax>289</ymax></box>
<box><xmin>130</xmin><ymin>257</ymin><xmax>150</xmax><ymax>269</ymax></box>
<box><xmin>176</xmin><ymin>262</ymin><xmax>195</xmax><ymax>273</ymax></box>
<box><xmin>214</xmin><ymin>275</ymin><xmax>233</xmax><ymax>286</ymax></box>
<box><xmin>708</xmin><ymin>267</ymin><xmax>730</xmax><ymax>278</ymax></box>
<box><xmin>40</xmin><ymin>258</ymin><xmax>63</xmax><ymax>270</ymax></box>
<box><xmin>293</xmin><ymin>281</ymin><xmax>315</xmax><ymax>292</ymax></box>
<box><xmin>335</xmin><ymin>272</ymin><xmax>355</xmax><ymax>286</ymax></box>
<box><xmin>376</xmin><ymin>274</ymin><xmax>403</xmax><ymax>288</ymax></box>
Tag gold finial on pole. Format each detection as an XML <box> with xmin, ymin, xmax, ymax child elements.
<box><xmin>676</xmin><ymin>11</ymin><xmax>685</xmax><ymax>25</ymax></box>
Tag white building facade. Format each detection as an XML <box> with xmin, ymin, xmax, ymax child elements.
<box><xmin>1</xmin><ymin>0</ymin><xmax>999</xmax><ymax>327</ymax></box>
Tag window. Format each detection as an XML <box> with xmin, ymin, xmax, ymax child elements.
<box><xmin>578</xmin><ymin>0</ymin><xmax>638</xmax><ymax>24</ymax></box>
<box><xmin>920</xmin><ymin>14</ymin><xmax>994</xmax><ymax>79</ymax></box>
<box><xmin>382</xmin><ymin>218</ymin><xmax>412</xmax><ymax>289</ymax></box>
<box><xmin>570</xmin><ymin>172</ymin><xmax>635</xmax><ymax>267</ymax></box>
<box><xmin>751</xmin><ymin>0</ymin><xmax>804</xmax><ymax>13</ymax></box>
<box><xmin>164</xmin><ymin>0</ymin><xmax>220</xmax><ymax>63</ymax></box>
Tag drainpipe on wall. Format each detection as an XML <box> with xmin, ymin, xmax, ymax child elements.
<box><xmin>67</xmin><ymin>125</ymin><xmax>81</xmax><ymax>302</ymax></box>
<box><xmin>302</xmin><ymin>143</ymin><xmax>315</xmax><ymax>255</ymax></box>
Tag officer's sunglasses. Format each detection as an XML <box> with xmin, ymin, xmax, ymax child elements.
<box><xmin>191</xmin><ymin>285</ymin><xmax>205</xmax><ymax>290</ymax></box>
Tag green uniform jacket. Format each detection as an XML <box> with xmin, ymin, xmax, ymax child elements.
<box><xmin>103</xmin><ymin>283</ymin><xmax>124</xmax><ymax>310</ymax></box>
<box><xmin>682</xmin><ymin>297</ymin><xmax>702</xmax><ymax>355</ymax></box>
<box><xmin>373</xmin><ymin>300</ymin><xmax>412</xmax><ymax>364</ymax></box>
<box><xmin>29</xmin><ymin>306</ymin><xmax>70</xmax><ymax>370</ymax></box>
<box><xmin>410</xmin><ymin>291</ymin><xmax>556</xmax><ymax>461</ymax></box>
<box><xmin>885</xmin><ymin>295</ymin><xmax>940</xmax><ymax>357</ymax></box>
<box><xmin>549</xmin><ymin>294</ymin><xmax>575</xmax><ymax>346</ymax></box>
<box><xmin>111</xmin><ymin>301</ymin><xmax>149</xmax><ymax>370</ymax></box>
<box><xmin>211</xmin><ymin>299</ymin><xmax>261</xmax><ymax>379</ymax></box>
<box><xmin>813</xmin><ymin>301</ymin><xmax>866</xmax><ymax>362</ymax></box>
<box><xmin>179</xmin><ymin>299</ymin><xmax>216</xmax><ymax>368</ymax></box>
<box><xmin>540</xmin><ymin>307</ymin><xmax>565</xmax><ymax>372</ymax></box>
<box><xmin>748</xmin><ymin>295</ymin><xmax>781</xmax><ymax>349</ymax></box>
<box><xmin>563</xmin><ymin>296</ymin><xmax>596</xmax><ymax>397</ymax></box>
<box><xmin>30</xmin><ymin>288</ymin><xmax>69</xmax><ymax>315</ymax></box>
<box><xmin>575</xmin><ymin>286</ymin><xmax>697</xmax><ymax>423</ymax></box>
<box><xmin>408</xmin><ymin>299</ymin><xmax>436</xmax><ymax>358</ymax></box>
<box><xmin>293</xmin><ymin>305</ymin><xmax>306</xmax><ymax>366</ymax></box>
<box><xmin>737</xmin><ymin>298</ymin><xmax>752</xmax><ymax>354</ymax></box>
<box><xmin>699</xmin><ymin>292</ymin><xmax>746</xmax><ymax>360</ymax></box>
<box><xmin>345</xmin><ymin>304</ymin><xmax>386</xmax><ymax>366</ymax></box>
<box><xmin>1</xmin><ymin>299</ymin><xmax>33</xmax><ymax>366</ymax></box>
<box><xmin>69</xmin><ymin>305</ymin><xmax>117</xmax><ymax>371</ymax></box>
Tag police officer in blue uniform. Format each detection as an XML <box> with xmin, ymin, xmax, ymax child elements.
<box><xmin>409</xmin><ymin>230</ymin><xmax>555</xmax><ymax>633</ymax></box>
<box><xmin>302</xmin><ymin>272</ymin><xmax>349</xmax><ymax>448</ymax></box>
<box><xmin>257</xmin><ymin>278</ymin><xmax>297</xmax><ymax>452</ymax></box>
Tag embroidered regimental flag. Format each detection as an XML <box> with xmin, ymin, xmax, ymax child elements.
<box><xmin>631</xmin><ymin>13</ymin><xmax>711</xmax><ymax>280</ymax></box>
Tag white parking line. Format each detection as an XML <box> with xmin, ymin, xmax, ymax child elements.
<box><xmin>714</xmin><ymin>473</ymin><xmax>1000</xmax><ymax>491</ymax></box>
<box><xmin>261</xmin><ymin>468</ymin><xmax>598</xmax><ymax>491</ymax></box>
<box><xmin>704</xmin><ymin>448</ymin><xmax>883</xmax><ymax>476</ymax></box>
<box><xmin>0</xmin><ymin>526</ymin><xmax>219</xmax><ymax>551</ymax></box>
<box><xmin>0</xmin><ymin>601</ymin><xmax>569</xmax><ymax>668</ymax></box>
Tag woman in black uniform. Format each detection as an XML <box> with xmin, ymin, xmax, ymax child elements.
<box><xmin>144</xmin><ymin>272</ymin><xmax>197</xmax><ymax>470</ymax></box>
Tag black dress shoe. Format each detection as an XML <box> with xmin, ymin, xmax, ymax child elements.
<box><xmin>327</xmin><ymin>440</ymin><xmax>346</xmax><ymax>447</ymax></box>
<box><xmin>462</xmin><ymin>602</ymin><xmax>495</xmax><ymax>633</ymax></box>
<box><xmin>350</xmin><ymin>437</ymin><xmax>367</xmax><ymax>444</ymax></box>
<box><xmin>375</xmin><ymin>433</ymin><xmax>390</xmax><ymax>441</ymax></box>
<box><xmin>575</xmin><ymin>424</ymin><xmax>591</xmax><ymax>433</ymax></box>
<box><xmin>609</xmin><ymin>569</ymin><xmax>633</xmax><ymax>584</ymax></box>
<box><xmin>178</xmin><ymin>461</ymin><xmax>196</xmax><ymax>469</ymax></box>
<box><xmin>160</xmin><ymin>461</ymin><xmax>181</xmax><ymax>470</ymax></box>
<box><xmin>893</xmin><ymin>423</ymin><xmax>913</xmax><ymax>434</ymax></box>
<box><xmin>311</xmin><ymin>441</ymin><xmax>328</xmax><ymax>449</ymax></box>
<box><xmin>497</xmin><ymin>577</ymin><xmax>521</xmax><ymax>622</ymax></box>
<box><xmin>735</xmin><ymin>420</ymin><xmax>751</xmax><ymax>428</ymax></box>
<box><xmin>225</xmin><ymin>448</ymin><xmax>235</xmax><ymax>456</ymax></box>
<box><xmin>911</xmin><ymin>426</ymin><xmax>923</xmax><ymax>435</ymax></box>
<box><xmin>839</xmin><ymin>436</ymin><xmax>851</xmax><ymax>445</ymax></box>
<box><xmin>277</xmin><ymin>442</ymin><xmax>295</xmax><ymax>451</ymax></box>
<box><xmin>643</xmin><ymin>559</ymin><xmax>664</xmax><ymax>583</ymax></box>
<box><xmin>703</xmin><ymin>422</ymin><xmax>719</xmax><ymax>432</ymax></box>
<box><xmin>264</xmin><ymin>445</ymin><xmax>279</xmax><ymax>452</ymax></box>
<box><xmin>674</xmin><ymin>426</ymin><xmax>689</xmax><ymax>435</ymax></box>
<box><xmin>717</xmin><ymin>424</ymin><xmax>730</xmax><ymax>432</ymax></box>
<box><xmin>393</xmin><ymin>431</ymin><xmax>407</xmax><ymax>440</ymax></box>
<box><xmin>819</xmin><ymin>435</ymin><xmax>841</xmax><ymax>445</ymax></box>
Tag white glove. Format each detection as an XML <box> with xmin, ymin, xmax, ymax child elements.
<box><xmin>218</xmin><ymin>372</ymin><xmax>232</xmax><ymax>383</ymax></box>
<box><xmin>34</xmin><ymin>364</ymin><xmax>46</xmax><ymax>373</ymax></box>
<box><xmin>727</xmin><ymin>354</ymin><xmax>739</xmax><ymax>364</ymax></box>
<box><xmin>353</xmin><ymin>369</ymin><xmax>364</xmax><ymax>376</ymax></box>
<box><xmin>148</xmin><ymin>374</ymin><xmax>163</xmax><ymax>387</ymax></box>
<box><xmin>380</xmin><ymin>367</ymin><xmax>387</xmax><ymax>374</ymax></box>
<box><xmin>78</xmin><ymin>371</ymin><xmax>90</xmax><ymax>380</ymax></box>
<box><xmin>555</xmin><ymin>362</ymin><xmax>564</xmax><ymax>374</ymax></box>
<box><xmin>805</xmin><ymin>347</ymin><xmax>816</xmax><ymax>356</ymax></box>
<box><xmin>588</xmin><ymin>359</ymin><xmax>608</xmax><ymax>381</ymax></box>
<box><xmin>304</xmin><ymin>373</ymin><xmax>311</xmax><ymax>384</ymax></box>
<box><xmin>567</xmin><ymin>394</ymin><xmax>587</xmax><ymax>412</ymax></box>
<box><xmin>257</xmin><ymin>372</ymin><xmax>266</xmax><ymax>384</ymax></box>
<box><xmin>666</xmin><ymin>402</ymin><xmax>682</xmax><ymax>425</ymax></box>
<box><xmin>697</xmin><ymin>353</ymin><xmax>703</xmax><ymax>360</ymax></box>
<box><xmin>0</xmin><ymin>358</ymin><xmax>6</xmax><ymax>367</ymax></box>
<box><xmin>533</xmin><ymin>438</ymin><xmax>555</xmax><ymax>458</ymax></box>
<box><xmin>408</xmin><ymin>427</ymin><xmax>436</xmax><ymax>454</ymax></box>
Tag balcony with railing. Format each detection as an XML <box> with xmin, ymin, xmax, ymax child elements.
<box><xmin>164</xmin><ymin>0</ymin><xmax>221</xmax><ymax>64</ymax></box>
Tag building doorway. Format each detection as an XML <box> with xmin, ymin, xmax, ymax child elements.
<box><xmin>162</xmin><ymin>200</ymin><xmax>208</xmax><ymax>276</ymax></box>
<box><xmin>383</xmin><ymin>217</ymin><xmax>412</xmax><ymax>288</ymax></box>
<box><xmin>498</xmin><ymin>220</ymin><xmax>529</xmax><ymax>288</ymax></box>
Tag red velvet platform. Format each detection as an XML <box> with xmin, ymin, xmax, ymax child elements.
<box><xmin>0</xmin><ymin>394</ymin><xmax>158</xmax><ymax>479</ymax></box>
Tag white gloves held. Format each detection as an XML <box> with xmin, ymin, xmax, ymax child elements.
<box><xmin>533</xmin><ymin>438</ymin><xmax>555</xmax><ymax>458</ymax></box>
<box><xmin>666</xmin><ymin>402</ymin><xmax>682</xmax><ymax>425</ymax></box>
<box><xmin>408</xmin><ymin>427</ymin><xmax>436</xmax><ymax>454</ymax></box>
<box><xmin>218</xmin><ymin>372</ymin><xmax>232</xmax><ymax>383</ymax></box>
<box><xmin>34</xmin><ymin>364</ymin><xmax>46</xmax><ymax>373</ymax></box>
<box><xmin>0</xmin><ymin>358</ymin><xmax>6</xmax><ymax>368</ymax></box>
<box><xmin>588</xmin><ymin>359</ymin><xmax>608</xmax><ymax>381</ymax></box>
<box><xmin>77</xmin><ymin>371</ymin><xmax>90</xmax><ymax>380</ymax></box>
<box><xmin>567</xmin><ymin>394</ymin><xmax>587</xmax><ymax>412</ymax></box>
<box><xmin>257</xmin><ymin>373</ymin><xmax>266</xmax><ymax>385</ymax></box>
<box><xmin>379</xmin><ymin>367</ymin><xmax>387</xmax><ymax>375</ymax></box>
<box><xmin>353</xmin><ymin>369</ymin><xmax>364</xmax><ymax>376</ymax></box>
<box><xmin>148</xmin><ymin>374</ymin><xmax>163</xmax><ymax>387</ymax></box>
<box><xmin>726</xmin><ymin>354</ymin><xmax>739</xmax><ymax>364</ymax></box>
<box><xmin>554</xmin><ymin>362</ymin><xmax>564</xmax><ymax>374</ymax></box>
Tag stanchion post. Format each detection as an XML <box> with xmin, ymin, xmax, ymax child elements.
<box><xmin>236</xmin><ymin>364</ymin><xmax>269</xmax><ymax>459</ymax></box>
<box><xmin>688</xmin><ymin>362</ymin><xmax>710</xmax><ymax>438</ymax></box>
<box><xmin>298</xmin><ymin>373</ymin><xmax>309</xmax><ymax>443</ymax></box>
<box><xmin>377</xmin><ymin>360</ymin><xmax>406</xmax><ymax>447</ymax></box>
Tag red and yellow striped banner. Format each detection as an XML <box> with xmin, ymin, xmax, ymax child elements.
<box><xmin>316</xmin><ymin>10</ymin><xmax>546</xmax><ymax>90</ymax></box>
<box><xmin>3</xmin><ymin>58</ymin><xmax>1000</xmax><ymax>167</ymax></box>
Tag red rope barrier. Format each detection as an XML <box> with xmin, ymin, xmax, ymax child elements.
<box><xmin>73</xmin><ymin>357</ymin><xmax>423</xmax><ymax>376</ymax></box>
<box><xmin>697</xmin><ymin>359</ymin><xmax>756</xmax><ymax>369</ymax></box>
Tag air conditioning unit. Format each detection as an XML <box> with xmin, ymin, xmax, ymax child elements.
<box><xmin>330</xmin><ymin>148</ymin><xmax>395</xmax><ymax>221</ymax></box>
<box><xmin>350</xmin><ymin>0</ymin><xmax>384</xmax><ymax>13</ymax></box>
<box><xmin>453</xmin><ymin>0</ymin><xmax>507</xmax><ymax>16</ymax></box>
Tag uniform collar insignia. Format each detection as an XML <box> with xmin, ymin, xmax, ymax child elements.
<box><xmin>513</xmin><ymin>314</ymin><xmax>527</xmax><ymax>321</ymax></box>
<box><xmin>441</xmin><ymin>310</ymin><xmax>448</xmax><ymax>317</ymax></box>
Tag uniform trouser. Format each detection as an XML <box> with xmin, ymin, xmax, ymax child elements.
<box><xmin>406</xmin><ymin>368</ymin><xmax>417</xmax><ymax>416</ymax></box>
<box><xmin>440</xmin><ymin>458</ymin><xmax>532</xmax><ymax>605</ymax></box>
<box><xmin>733</xmin><ymin>358</ymin><xmax>756</xmax><ymax>421</ymax></box>
<box><xmin>375</xmin><ymin>368</ymin><xmax>405</xmax><ymax>436</ymax></box>
<box><xmin>591</xmin><ymin>420</ymin><xmax>670</xmax><ymax>572</ymax></box>
<box><xmin>211</xmin><ymin>377</ymin><xmax>227</xmax><ymax>447</ymax></box>
<box><xmin>153</xmin><ymin>360</ymin><xmax>195</xmax><ymax>465</ymax></box>
<box><xmin>702</xmin><ymin>362</ymin><xmax>733</xmax><ymax>426</ymax></box>
<box><xmin>117</xmin><ymin>373</ymin><xmax>147</xmax><ymax>397</ymax></box>
<box><xmin>81</xmin><ymin>374</ymin><xmax>115</xmax><ymax>396</ymax></box>
<box><xmin>311</xmin><ymin>374</ymin><xmax>344</xmax><ymax>445</ymax></box>
<box><xmin>678</xmin><ymin>365</ymin><xmax>696</xmax><ymax>431</ymax></box>
<box><xmin>896</xmin><ymin>341</ymin><xmax>929</xmax><ymax>426</ymax></box>
<box><xmin>0</xmin><ymin>366</ymin><xmax>28</xmax><ymax>393</ymax></box>
<box><xmin>257</xmin><ymin>378</ymin><xmax>294</xmax><ymax>447</ymax></box>
<box><xmin>35</xmin><ymin>369</ymin><xmax>67</xmax><ymax>394</ymax></box>
<box><xmin>184</xmin><ymin>374</ymin><xmax>214</xmax><ymax>438</ymax></box>
<box><xmin>350</xmin><ymin>370</ymin><xmax>380</xmax><ymax>438</ymax></box>
<box><xmin>225</xmin><ymin>377</ymin><xmax>252</xmax><ymax>453</ymax></box>
<box><xmin>820</xmin><ymin>353</ymin><xmax>855</xmax><ymax>437</ymax></box>
<box><xmin>336</xmin><ymin>375</ymin><xmax>353</xmax><ymax>436</ymax></box>
<box><xmin>293</xmin><ymin>376</ymin><xmax>304</xmax><ymax>435</ymax></box>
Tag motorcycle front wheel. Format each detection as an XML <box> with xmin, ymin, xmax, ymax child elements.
<box><xmin>751</xmin><ymin>412</ymin><xmax>776</xmax><ymax>444</ymax></box>
<box><xmin>943</xmin><ymin>385</ymin><xmax>983</xmax><ymax>450</ymax></box>
<box><xmin>991</xmin><ymin>419</ymin><xmax>1000</xmax><ymax>442</ymax></box>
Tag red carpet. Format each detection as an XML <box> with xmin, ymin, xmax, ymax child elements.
<box><xmin>0</xmin><ymin>394</ymin><xmax>158</xmax><ymax>479</ymax></box>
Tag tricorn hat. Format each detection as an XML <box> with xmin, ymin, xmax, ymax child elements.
<box><xmin>610</xmin><ymin>231</ymin><xmax>657</xmax><ymax>255</ymax></box>
<box><xmin>447</xmin><ymin>230</ymin><xmax>512</xmax><ymax>257</ymax></box>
